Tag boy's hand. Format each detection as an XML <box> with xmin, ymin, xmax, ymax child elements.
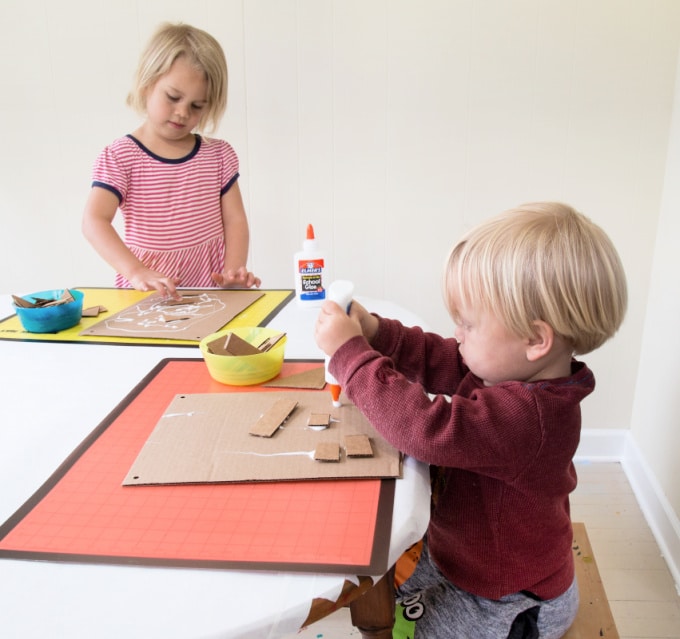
<box><xmin>315</xmin><ymin>300</ymin><xmax>363</xmax><ymax>357</ymax></box>
<box><xmin>212</xmin><ymin>267</ymin><xmax>262</xmax><ymax>289</ymax></box>
<box><xmin>347</xmin><ymin>300</ymin><xmax>379</xmax><ymax>344</ymax></box>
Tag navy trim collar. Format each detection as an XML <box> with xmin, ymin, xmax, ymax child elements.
<box><xmin>126</xmin><ymin>133</ymin><xmax>201</xmax><ymax>164</ymax></box>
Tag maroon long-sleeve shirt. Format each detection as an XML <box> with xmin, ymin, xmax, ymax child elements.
<box><xmin>330</xmin><ymin>316</ymin><xmax>594</xmax><ymax>600</ymax></box>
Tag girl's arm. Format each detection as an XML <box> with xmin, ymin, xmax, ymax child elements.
<box><xmin>82</xmin><ymin>187</ymin><xmax>181</xmax><ymax>299</ymax></box>
<box><xmin>211</xmin><ymin>182</ymin><xmax>261</xmax><ymax>288</ymax></box>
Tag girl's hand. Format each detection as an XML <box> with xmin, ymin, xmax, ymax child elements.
<box><xmin>315</xmin><ymin>300</ymin><xmax>364</xmax><ymax>357</ymax></box>
<box><xmin>127</xmin><ymin>268</ymin><xmax>182</xmax><ymax>300</ymax></box>
<box><xmin>212</xmin><ymin>267</ymin><xmax>261</xmax><ymax>289</ymax></box>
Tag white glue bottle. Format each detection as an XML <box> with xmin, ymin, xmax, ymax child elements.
<box><xmin>294</xmin><ymin>224</ymin><xmax>327</xmax><ymax>306</ymax></box>
<box><xmin>325</xmin><ymin>280</ymin><xmax>355</xmax><ymax>407</ymax></box>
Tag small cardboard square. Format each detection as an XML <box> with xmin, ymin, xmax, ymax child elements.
<box><xmin>314</xmin><ymin>442</ymin><xmax>341</xmax><ymax>462</ymax></box>
<box><xmin>308</xmin><ymin>413</ymin><xmax>331</xmax><ymax>429</ymax></box>
<box><xmin>80</xmin><ymin>289</ymin><xmax>263</xmax><ymax>341</ymax></box>
<box><xmin>345</xmin><ymin>434</ymin><xmax>374</xmax><ymax>458</ymax></box>
<box><xmin>124</xmin><ymin>391</ymin><xmax>402</xmax><ymax>485</ymax></box>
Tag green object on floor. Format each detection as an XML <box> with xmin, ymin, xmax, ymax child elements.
<box><xmin>393</xmin><ymin>603</ymin><xmax>417</xmax><ymax>639</ymax></box>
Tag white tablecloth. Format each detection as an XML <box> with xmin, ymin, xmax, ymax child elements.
<box><xmin>0</xmin><ymin>293</ymin><xmax>430</xmax><ymax>638</ymax></box>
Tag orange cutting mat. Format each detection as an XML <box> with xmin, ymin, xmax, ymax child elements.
<box><xmin>0</xmin><ymin>359</ymin><xmax>394</xmax><ymax>573</ymax></box>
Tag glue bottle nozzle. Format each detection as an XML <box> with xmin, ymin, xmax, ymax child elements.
<box><xmin>329</xmin><ymin>383</ymin><xmax>342</xmax><ymax>408</ymax></box>
<box><xmin>306</xmin><ymin>224</ymin><xmax>315</xmax><ymax>240</ymax></box>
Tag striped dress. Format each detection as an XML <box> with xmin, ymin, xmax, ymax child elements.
<box><xmin>91</xmin><ymin>134</ymin><xmax>240</xmax><ymax>288</ymax></box>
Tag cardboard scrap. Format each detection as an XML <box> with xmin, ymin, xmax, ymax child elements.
<box><xmin>207</xmin><ymin>331</ymin><xmax>286</xmax><ymax>356</ymax></box>
<box><xmin>314</xmin><ymin>442</ymin><xmax>341</xmax><ymax>462</ymax></box>
<box><xmin>263</xmin><ymin>366</ymin><xmax>326</xmax><ymax>389</ymax></box>
<box><xmin>256</xmin><ymin>332</ymin><xmax>286</xmax><ymax>352</ymax></box>
<box><xmin>308</xmin><ymin>413</ymin><xmax>331</xmax><ymax>429</ymax></box>
<box><xmin>345</xmin><ymin>434</ymin><xmax>374</xmax><ymax>458</ymax></box>
<box><xmin>249</xmin><ymin>398</ymin><xmax>298</xmax><ymax>437</ymax></box>
<box><xmin>81</xmin><ymin>305</ymin><xmax>108</xmax><ymax>317</ymax></box>
<box><xmin>208</xmin><ymin>331</ymin><xmax>260</xmax><ymax>356</ymax></box>
<box><xmin>157</xmin><ymin>294</ymin><xmax>204</xmax><ymax>306</ymax></box>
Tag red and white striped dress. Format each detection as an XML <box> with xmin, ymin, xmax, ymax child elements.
<box><xmin>91</xmin><ymin>134</ymin><xmax>240</xmax><ymax>288</ymax></box>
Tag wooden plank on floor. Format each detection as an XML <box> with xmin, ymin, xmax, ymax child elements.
<box><xmin>565</xmin><ymin>522</ymin><xmax>620</xmax><ymax>638</ymax></box>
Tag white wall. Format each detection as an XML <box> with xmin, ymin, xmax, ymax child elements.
<box><xmin>629</xmin><ymin>41</ymin><xmax>680</xmax><ymax>543</ymax></box>
<box><xmin>1</xmin><ymin>0</ymin><xmax>680</xmax><ymax>521</ymax></box>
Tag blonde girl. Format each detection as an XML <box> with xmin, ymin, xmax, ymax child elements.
<box><xmin>83</xmin><ymin>23</ymin><xmax>259</xmax><ymax>299</ymax></box>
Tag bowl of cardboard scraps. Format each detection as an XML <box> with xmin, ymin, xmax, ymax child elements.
<box><xmin>12</xmin><ymin>288</ymin><xmax>84</xmax><ymax>333</ymax></box>
<box><xmin>199</xmin><ymin>326</ymin><xmax>287</xmax><ymax>386</ymax></box>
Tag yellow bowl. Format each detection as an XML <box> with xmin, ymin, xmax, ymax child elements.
<box><xmin>199</xmin><ymin>326</ymin><xmax>286</xmax><ymax>386</ymax></box>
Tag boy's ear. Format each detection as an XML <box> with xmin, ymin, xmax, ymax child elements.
<box><xmin>526</xmin><ymin>320</ymin><xmax>554</xmax><ymax>362</ymax></box>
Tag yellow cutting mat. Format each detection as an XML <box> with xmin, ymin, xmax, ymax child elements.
<box><xmin>0</xmin><ymin>288</ymin><xmax>293</xmax><ymax>346</ymax></box>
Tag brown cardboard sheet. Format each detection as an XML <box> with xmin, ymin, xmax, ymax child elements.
<box><xmin>80</xmin><ymin>289</ymin><xmax>264</xmax><ymax>341</ymax></box>
<box><xmin>124</xmin><ymin>391</ymin><xmax>402</xmax><ymax>485</ymax></box>
<box><xmin>564</xmin><ymin>523</ymin><xmax>620</xmax><ymax>638</ymax></box>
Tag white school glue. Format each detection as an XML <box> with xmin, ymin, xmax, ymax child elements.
<box><xmin>325</xmin><ymin>280</ymin><xmax>355</xmax><ymax>407</ymax></box>
<box><xmin>293</xmin><ymin>224</ymin><xmax>327</xmax><ymax>307</ymax></box>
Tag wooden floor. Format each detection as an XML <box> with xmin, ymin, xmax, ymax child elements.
<box><xmin>284</xmin><ymin>461</ymin><xmax>680</xmax><ymax>639</ymax></box>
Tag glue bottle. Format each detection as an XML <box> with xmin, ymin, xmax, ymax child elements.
<box><xmin>294</xmin><ymin>224</ymin><xmax>327</xmax><ymax>306</ymax></box>
<box><xmin>325</xmin><ymin>280</ymin><xmax>354</xmax><ymax>407</ymax></box>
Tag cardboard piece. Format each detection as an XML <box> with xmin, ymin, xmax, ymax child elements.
<box><xmin>249</xmin><ymin>398</ymin><xmax>298</xmax><ymax>437</ymax></box>
<box><xmin>208</xmin><ymin>331</ymin><xmax>260</xmax><ymax>356</ymax></box>
<box><xmin>124</xmin><ymin>390</ymin><xmax>402</xmax><ymax>485</ymax></box>
<box><xmin>314</xmin><ymin>442</ymin><xmax>341</xmax><ymax>462</ymax></box>
<box><xmin>308</xmin><ymin>413</ymin><xmax>331</xmax><ymax>429</ymax></box>
<box><xmin>564</xmin><ymin>523</ymin><xmax>619</xmax><ymax>638</ymax></box>
<box><xmin>79</xmin><ymin>289</ymin><xmax>264</xmax><ymax>341</ymax></box>
<box><xmin>257</xmin><ymin>332</ymin><xmax>286</xmax><ymax>352</ymax></box>
<box><xmin>345</xmin><ymin>434</ymin><xmax>374</xmax><ymax>458</ymax></box>
<box><xmin>263</xmin><ymin>366</ymin><xmax>326</xmax><ymax>389</ymax></box>
<box><xmin>81</xmin><ymin>305</ymin><xmax>108</xmax><ymax>317</ymax></box>
<box><xmin>207</xmin><ymin>330</ymin><xmax>287</xmax><ymax>356</ymax></box>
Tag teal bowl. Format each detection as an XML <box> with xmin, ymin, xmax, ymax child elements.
<box><xmin>13</xmin><ymin>289</ymin><xmax>84</xmax><ymax>333</ymax></box>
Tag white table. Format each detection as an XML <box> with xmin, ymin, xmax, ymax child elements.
<box><xmin>0</xmin><ymin>293</ymin><xmax>430</xmax><ymax>639</ymax></box>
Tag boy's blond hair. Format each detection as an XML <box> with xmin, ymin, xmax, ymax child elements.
<box><xmin>127</xmin><ymin>23</ymin><xmax>227</xmax><ymax>134</ymax></box>
<box><xmin>444</xmin><ymin>202</ymin><xmax>627</xmax><ymax>355</ymax></box>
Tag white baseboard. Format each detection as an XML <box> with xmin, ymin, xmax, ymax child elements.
<box><xmin>576</xmin><ymin>429</ymin><xmax>680</xmax><ymax>593</ymax></box>
<box><xmin>574</xmin><ymin>428</ymin><xmax>628</xmax><ymax>462</ymax></box>
<box><xmin>621</xmin><ymin>435</ymin><xmax>680</xmax><ymax>594</ymax></box>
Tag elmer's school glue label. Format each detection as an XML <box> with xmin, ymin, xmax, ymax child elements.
<box><xmin>294</xmin><ymin>224</ymin><xmax>326</xmax><ymax>306</ymax></box>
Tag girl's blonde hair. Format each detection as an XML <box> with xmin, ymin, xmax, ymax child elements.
<box><xmin>444</xmin><ymin>202</ymin><xmax>628</xmax><ymax>355</ymax></box>
<box><xmin>127</xmin><ymin>23</ymin><xmax>227</xmax><ymax>134</ymax></box>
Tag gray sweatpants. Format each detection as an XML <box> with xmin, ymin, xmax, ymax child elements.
<box><xmin>395</xmin><ymin>541</ymin><xmax>579</xmax><ymax>638</ymax></box>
